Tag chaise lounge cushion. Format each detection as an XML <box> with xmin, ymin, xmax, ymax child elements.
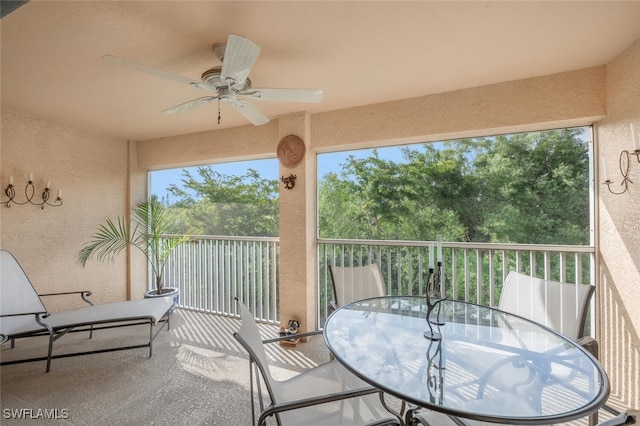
<box><xmin>1</xmin><ymin>297</ymin><xmax>174</xmax><ymax>337</ymax></box>
<box><xmin>1</xmin><ymin>249</ymin><xmax>175</xmax><ymax>372</ymax></box>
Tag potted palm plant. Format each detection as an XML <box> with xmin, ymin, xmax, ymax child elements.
<box><xmin>77</xmin><ymin>196</ymin><xmax>189</xmax><ymax>304</ymax></box>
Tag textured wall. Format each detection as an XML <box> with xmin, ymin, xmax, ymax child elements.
<box><xmin>136</xmin><ymin>121</ymin><xmax>279</xmax><ymax>170</ymax></box>
<box><xmin>311</xmin><ymin>66</ymin><xmax>606</xmax><ymax>152</ymax></box>
<box><xmin>276</xmin><ymin>112</ymin><xmax>316</xmax><ymax>331</ymax></box>
<box><xmin>0</xmin><ymin>111</ymin><xmax>131</xmax><ymax>309</ymax></box>
<box><xmin>597</xmin><ymin>39</ymin><xmax>640</xmax><ymax>410</ymax></box>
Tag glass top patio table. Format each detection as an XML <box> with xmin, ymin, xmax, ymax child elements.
<box><xmin>323</xmin><ymin>296</ymin><xmax>610</xmax><ymax>425</ymax></box>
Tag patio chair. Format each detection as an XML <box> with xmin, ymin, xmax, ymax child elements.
<box><xmin>232</xmin><ymin>297</ymin><xmax>402</xmax><ymax>426</ymax></box>
<box><xmin>409</xmin><ymin>409</ymin><xmax>638</xmax><ymax>426</ymax></box>
<box><xmin>409</xmin><ymin>272</ymin><xmax>620</xmax><ymax>426</ymax></box>
<box><xmin>499</xmin><ymin>272</ymin><xmax>625</xmax><ymax>425</ymax></box>
<box><xmin>0</xmin><ymin>249</ymin><xmax>174</xmax><ymax>372</ymax></box>
<box><xmin>499</xmin><ymin>271</ymin><xmax>594</xmax><ymax>343</ymax></box>
<box><xmin>328</xmin><ymin>263</ymin><xmax>386</xmax><ymax>311</ymax></box>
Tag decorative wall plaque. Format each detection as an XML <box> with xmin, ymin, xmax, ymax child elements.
<box><xmin>277</xmin><ymin>134</ymin><xmax>305</xmax><ymax>168</ymax></box>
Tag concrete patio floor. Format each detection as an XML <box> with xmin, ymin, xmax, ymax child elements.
<box><xmin>0</xmin><ymin>309</ymin><xmax>330</xmax><ymax>425</ymax></box>
<box><xmin>0</xmin><ymin>309</ymin><xmax>624</xmax><ymax>426</ymax></box>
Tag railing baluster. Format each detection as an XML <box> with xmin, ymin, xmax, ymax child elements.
<box><xmin>475</xmin><ymin>249</ymin><xmax>482</xmax><ymax>304</ymax></box>
<box><xmin>464</xmin><ymin>249</ymin><xmax>470</xmax><ymax>302</ymax></box>
<box><xmin>488</xmin><ymin>250</ymin><xmax>495</xmax><ymax>307</ymax></box>
<box><xmin>160</xmin><ymin>236</ymin><xmax>595</xmax><ymax>327</ymax></box>
<box><xmin>451</xmin><ymin>248</ymin><xmax>457</xmax><ymax>300</ymax></box>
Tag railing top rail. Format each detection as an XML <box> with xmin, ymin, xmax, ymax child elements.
<box><xmin>318</xmin><ymin>238</ymin><xmax>595</xmax><ymax>253</ymax></box>
<box><xmin>161</xmin><ymin>234</ymin><xmax>280</xmax><ymax>243</ymax></box>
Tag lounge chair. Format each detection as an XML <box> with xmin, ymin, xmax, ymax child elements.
<box><xmin>0</xmin><ymin>249</ymin><xmax>174</xmax><ymax>372</ymax></box>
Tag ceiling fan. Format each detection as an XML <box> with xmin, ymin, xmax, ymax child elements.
<box><xmin>103</xmin><ymin>34</ymin><xmax>323</xmax><ymax>126</ymax></box>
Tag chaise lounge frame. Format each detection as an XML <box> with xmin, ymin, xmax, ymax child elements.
<box><xmin>0</xmin><ymin>249</ymin><xmax>175</xmax><ymax>372</ymax></box>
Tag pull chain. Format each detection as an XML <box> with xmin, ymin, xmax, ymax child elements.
<box><xmin>217</xmin><ymin>98</ymin><xmax>221</xmax><ymax>125</ymax></box>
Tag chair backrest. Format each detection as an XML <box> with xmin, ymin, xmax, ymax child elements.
<box><xmin>499</xmin><ymin>271</ymin><xmax>594</xmax><ymax>340</ymax></box>
<box><xmin>328</xmin><ymin>263</ymin><xmax>386</xmax><ymax>307</ymax></box>
<box><xmin>233</xmin><ymin>298</ymin><xmax>284</xmax><ymax>403</ymax></box>
<box><xmin>0</xmin><ymin>250</ymin><xmax>49</xmax><ymax>338</ymax></box>
<box><xmin>1</xmin><ymin>249</ymin><xmax>47</xmax><ymax>317</ymax></box>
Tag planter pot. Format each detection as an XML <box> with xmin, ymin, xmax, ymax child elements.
<box><xmin>144</xmin><ymin>287</ymin><xmax>179</xmax><ymax>314</ymax></box>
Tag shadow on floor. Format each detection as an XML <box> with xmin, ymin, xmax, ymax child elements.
<box><xmin>0</xmin><ymin>309</ymin><xmax>329</xmax><ymax>425</ymax></box>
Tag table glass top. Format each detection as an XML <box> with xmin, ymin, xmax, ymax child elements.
<box><xmin>323</xmin><ymin>296</ymin><xmax>609</xmax><ymax>424</ymax></box>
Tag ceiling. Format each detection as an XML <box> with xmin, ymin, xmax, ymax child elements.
<box><xmin>2</xmin><ymin>1</ymin><xmax>640</xmax><ymax>142</ymax></box>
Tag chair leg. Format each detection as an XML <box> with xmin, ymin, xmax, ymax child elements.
<box><xmin>44</xmin><ymin>334</ymin><xmax>54</xmax><ymax>372</ymax></box>
<box><xmin>404</xmin><ymin>404</ymin><xmax>420</xmax><ymax>425</ymax></box>
<box><xmin>597</xmin><ymin>410</ymin><xmax>639</xmax><ymax>426</ymax></box>
<box><xmin>149</xmin><ymin>322</ymin><xmax>154</xmax><ymax>357</ymax></box>
<box><xmin>249</xmin><ymin>361</ymin><xmax>256</xmax><ymax>426</ymax></box>
<box><xmin>35</xmin><ymin>315</ymin><xmax>55</xmax><ymax>373</ymax></box>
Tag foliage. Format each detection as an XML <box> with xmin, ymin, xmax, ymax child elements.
<box><xmin>77</xmin><ymin>196</ymin><xmax>189</xmax><ymax>293</ymax></box>
<box><xmin>160</xmin><ymin>129</ymin><xmax>590</xmax><ymax>246</ymax></box>
<box><xmin>164</xmin><ymin>167</ymin><xmax>278</xmax><ymax>237</ymax></box>
<box><xmin>318</xmin><ymin>128</ymin><xmax>590</xmax><ymax>245</ymax></box>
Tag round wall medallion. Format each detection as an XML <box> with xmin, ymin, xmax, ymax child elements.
<box><xmin>277</xmin><ymin>134</ymin><xmax>305</xmax><ymax>168</ymax></box>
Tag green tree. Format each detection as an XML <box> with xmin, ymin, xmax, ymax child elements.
<box><xmin>165</xmin><ymin>166</ymin><xmax>279</xmax><ymax>237</ymax></box>
<box><xmin>318</xmin><ymin>129</ymin><xmax>590</xmax><ymax>245</ymax></box>
<box><xmin>473</xmin><ymin>129</ymin><xmax>589</xmax><ymax>244</ymax></box>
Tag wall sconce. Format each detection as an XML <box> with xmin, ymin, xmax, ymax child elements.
<box><xmin>3</xmin><ymin>174</ymin><xmax>63</xmax><ymax>209</ymax></box>
<box><xmin>603</xmin><ymin>123</ymin><xmax>640</xmax><ymax>195</ymax></box>
<box><xmin>280</xmin><ymin>174</ymin><xmax>297</xmax><ymax>190</ymax></box>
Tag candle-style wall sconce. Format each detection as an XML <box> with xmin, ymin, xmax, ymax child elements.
<box><xmin>602</xmin><ymin>123</ymin><xmax>640</xmax><ymax>195</ymax></box>
<box><xmin>3</xmin><ymin>173</ymin><xmax>63</xmax><ymax>209</ymax></box>
<box><xmin>280</xmin><ymin>174</ymin><xmax>297</xmax><ymax>190</ymax></box>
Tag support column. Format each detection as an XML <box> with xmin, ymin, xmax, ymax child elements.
<box><xmin>277</xmin><ymin>112</ymin><xmax>317</xmax><ymax>332</ymax></box>
<box><xmin>127</xmin><ymin>140</ymin><xmax>148</xmax><ymax>300</ymax></box>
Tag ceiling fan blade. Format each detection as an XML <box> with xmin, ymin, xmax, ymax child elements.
<box><xmin>102</xmin><ymin>55</ymin><xmax>208</xmax><ymax>90</ymax></box>
<box><xmin>226</xmin><ymin>99</ymin><xmax>270</xmax><ymax>126</ymax></box>
<box><xmin>220</xmin><ymin>34</ymin><xmax>261</xmax><ymax>87</ymax></box>
<box><xmin>242</xmin><ymin>88</ymin><xmax>323</xmax><ymax>103</ymax></box>
<box><xmin>163</xmin><ymin>96</ymin><xmax>218</xmax><ymax>114</ymax></box>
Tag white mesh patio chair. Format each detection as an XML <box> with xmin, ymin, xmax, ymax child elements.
<box><xmin>232</xmin><ymin>298</ymin><xmax>402</xmax><ymax>426</ymax></box>
<box><xmin>0</xmin><ymin>249</ymin><xmax>174</xmax><ymax>372</ymax></box>
<box><xmin>497</xmin><ymin>272</ymin><xmax>624</xmax><ymax>425</ymax></box>
<box><xmin>498</xmin><ymin>271</ymin><xmax>594</xmax><ymax>342</ymax></box>
<box><xmin>409</xmin><ymin>272</ymin><xmax>613</xmax><ymax>426</ymax></box>
<box><xmin>328</xmin><ymin>263</ymin><xmax>386</xmax><ymax>311</ymax></box>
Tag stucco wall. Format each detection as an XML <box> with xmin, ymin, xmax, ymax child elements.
<box><xmin>136</xmin><ymin>121</ymin><xmax>279</xmax><ymax>170</ymax></box>
<box><xmin>311</xmin><ymin>66</ymin><xmax>606</xmax><ymax>151</ymax></box>
<box><xmin>0</xmin><ymin>111</ymin><xmax>132</xmax><ymax>309</ymax></box>
<box><xmin>597</xmin><ymin>38</ymin><xmax>640</xmax><ymax>410</ymax></box>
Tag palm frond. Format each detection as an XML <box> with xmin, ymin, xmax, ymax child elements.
<box><xmin>77</xmin><ymin>217</ymin><xmax>131</xmax><ymax>266</ymax></box>
<box><xmin>77</xmin><ymin>197</ymin><xmax>189</xmax><ymax>292</ymax></box>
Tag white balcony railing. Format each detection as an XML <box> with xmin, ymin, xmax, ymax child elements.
<box><xmin>161</xmin><ymin>236</ymin><xmax>595</xmax><ymax>330</ymax></box>
<box><xmin>317</xmin><ymin>239</ymin><xmax>595</xmax><ymax>327</ymax></box>
<box><xmin>162</xmin><ymin>235</ymin><xmax>280</xmax><ymax>323</ymax></box>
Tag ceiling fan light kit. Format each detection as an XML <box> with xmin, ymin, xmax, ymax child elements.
<box><xmin>103</xmin><ymin>34</ymin><xmax>323</xmax><ymax>126</ymax></box>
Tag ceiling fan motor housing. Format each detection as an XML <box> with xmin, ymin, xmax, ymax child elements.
<box><xmin>201</xmin><ymin>66</ymin><xmax>251</xmax><ymax>91</ymax></box>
